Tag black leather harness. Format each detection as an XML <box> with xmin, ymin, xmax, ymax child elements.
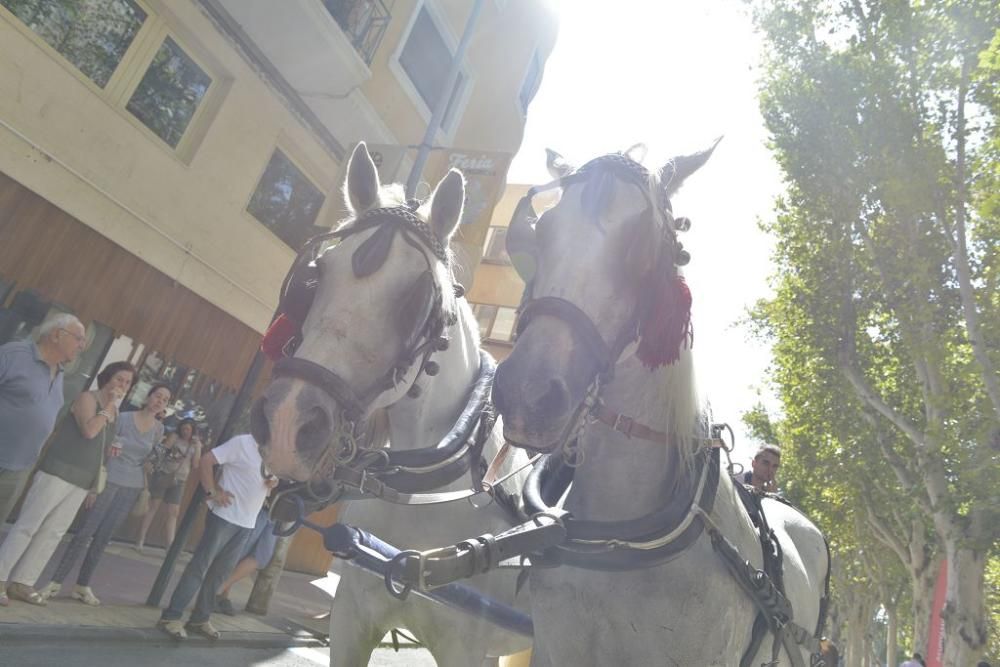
<box><xmin>267</xmin><ymin>201</ymin><xmax>530</xmax><ymax>511</ymax></box>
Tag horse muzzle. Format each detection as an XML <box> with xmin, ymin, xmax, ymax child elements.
<box><xmin>494</xmin><ymin>339</ymin><xmax>593</xmax><ymax>453</ymax></box>
<box><xmin>251</xmin><ymin>378</ymin><xmax>337</xmax><ymax>481</ymax></box>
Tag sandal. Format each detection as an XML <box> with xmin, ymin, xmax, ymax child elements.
<box><xmin>157</xmin><ymin>619</ymin><xmax>188</xmax><ymax>640</ymax></box>
<box><xmin>38</xmin><ymin>581</ymin><xmax>61</xmax><ymax>601</ymax></box>
<box><xmin>70</xmin><ymin>585</ymin><xmax>100</xmax><ymax>606</ymax></box>
<box><xmin>185</xmin><ymin>620</ymin><xmax>221</xmax><ymax>640</ymax></box>
<box><xmin>7</xmin><ymin>582</ymin><xmax>47</xmax><ymax>606</ymax></box>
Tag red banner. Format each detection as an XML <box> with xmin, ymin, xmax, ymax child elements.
<box><xmin>925</xmin><ymin>559</ymin><xmax>947</xmax><ymax>667</ymax></box>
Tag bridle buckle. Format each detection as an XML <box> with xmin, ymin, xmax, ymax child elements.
<box><xmin>612</xmin><ymin>413</ymin><xmax>635</xmax><ymax>438</ymax></box>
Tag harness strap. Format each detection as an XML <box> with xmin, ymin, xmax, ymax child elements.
<box><xmin>386</xmin><ymin>510</ymin><xmax>569</xmax><ymax>590</ymax></box>
<box><xmin>592</xmin><ymin>402</ymin><xmax>668</xmax><ymax>443</ymax></box>
<box><xmin>330</xmin><ymin>450</ymin><xmax>539</xmax><ymax>507</ymax></box>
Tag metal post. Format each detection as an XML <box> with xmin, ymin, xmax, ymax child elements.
<box><xmin>145</xmin><ymin>349</ymin><xmax>268</xmax><ymax>607</ymax></box>
<box><xmin>405</xmin><ymin>0</ymin><xmax>487</xmax><ymax>198</ymax></box>
<box><xmin>244</xmin><ymin>530</ymin><xmax>294</xmax><ymax>615</ymax></box>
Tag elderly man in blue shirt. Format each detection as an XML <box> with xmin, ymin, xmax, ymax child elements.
<box><xmin>0</xmin><ymin>313</ymin><xmax>87</xmax><ymax>528</ymax></box>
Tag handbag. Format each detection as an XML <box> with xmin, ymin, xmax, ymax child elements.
<box><xmin>93</xmin><ymin>465</ymin><xmax>108</xmax><ymax>495</ymax></box>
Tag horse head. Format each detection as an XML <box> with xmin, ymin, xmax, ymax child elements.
<box><xmin>493</xmin><ymin>142</ymin><xmax>719</xmax><ymax>454</ymax></box>
<box><xmin>252</xmin><ymin>142</ymin><xmax>466</xmax><ymax>482</ymax></box>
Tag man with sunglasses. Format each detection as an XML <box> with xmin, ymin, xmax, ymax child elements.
<box><xmin>0</xmin><ymin>313</ymin><xmax>86</xmax><ymax>528</ymax></box>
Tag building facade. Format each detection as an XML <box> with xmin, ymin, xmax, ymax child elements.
<box><xmin>467</xmin><ymin>182</ymin><xmax>559</xmax><ymax>361</ymax></box>
<box><xmin>0</xmin><ymin>0</ymin><xmax>556</xmax><ymax>573</ymax></box>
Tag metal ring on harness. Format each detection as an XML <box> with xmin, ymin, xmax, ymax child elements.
<box><xmin>385</xmin><ymin>550</ymin><xmax>420</xmax><ymax>600</ymax></box>
<box><xmin>467</xmin><ymin>486</ymin><xmax>496</xmax><ymax>510</ymax></box>
<box><xmin>270</xmin><ymin>493</ymin><xmax>309</xmax><ymax>538</ymax></box>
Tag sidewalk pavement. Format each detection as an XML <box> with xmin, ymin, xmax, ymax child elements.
<box><xmin>0</xmin><ymin>534</ymin><xmax>337</xmax><ymax>648</ymax></box>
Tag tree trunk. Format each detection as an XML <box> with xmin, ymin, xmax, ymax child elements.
<box><xmin>886</xmin><ymin>603</ymin><xmax>898</xmax><ymax>667</ymax></box>
<box><xmin>846</xmin><ymin>599</ymin><xmax>865</xmax><ymax>667</ymax></box>
<box><xmin>910</xmin><ymin>566</ymin><xmax>936</xmax><ymax>657</ymax></box>
<box><xmin>245</xmin><ymin>531</ymin><xmax>295</xmax><ymax>615</ymax></box>
<box><xmin>940</xmin><ymin>543</ymin><xmax>988</xmax><ymax>665</ymax></box>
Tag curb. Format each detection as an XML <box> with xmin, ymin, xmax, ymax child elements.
<box><xmin>0</xmin><ymin>622</ymin><xmax>327</xmax><ymax>649</ymax></box>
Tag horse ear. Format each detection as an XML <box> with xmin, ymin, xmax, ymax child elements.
<box><xmin>345</xmin><ymin>142</ymin><xmax>380</xmax><ymax>214</ymax></box>
<box><xmin>545</xmin><ymin>148</ymin><xmax>575</xmax><ymax>179</ymax></box>
<box><xmin>428</xmin><ymin>169</ymin><xmax>465</xmax><ymax>242</ymax></box>
<box><xmin>660</xmin><ymin>136</ymin><xmax>722</xmax><ymax>198</ymax></box>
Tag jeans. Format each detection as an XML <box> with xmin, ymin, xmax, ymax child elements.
<box><xmin>160</xmin><ymin>510</ymin><xmax>250</xmax><ymax>624</ymax></box>
<box><xmin>51</xmin><ymin>482</ymin><xmax>141</xmax><ymax>586</ymax></box>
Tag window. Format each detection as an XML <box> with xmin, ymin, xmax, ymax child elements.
<box><xmin>471</xmin><ymin>303</ymin><xmax>518</xmax><ymax>343</ymax></box>
<box><xmin>126</xmin><ymin>36</ymin><xmax>212</xmax><ymax>148</ymax></box>
<box><xmin>472</xmin><ymin>304</ymin><xmax>497</xmax><ymax>340</ymax></box>
<box><xmin>482</xmin><ymin>227</ymin><xmax>510</xmax><ymax>264</ymax></box>
<box><xmin>248</xmin><ymin>149</ymin><xmax>327</xmax><ymax>249</ymax></box>
<box><xmin>1</xmin><ymin>1</ymin><xmax>219</xmax><ymax>158</ymax></box>
<box><xmin>490</xmin><ymin>307</ymin><xmax>517</xmax><ymax>341</ymax></box>
<box><xmin>322</xmin><ymin>0</ymin><xmax>391</xmax><ymax>66</ymax></box>
<box><xmin>397</xmin><ymin>6</ymin><xmax>466</xmax><ymax>130</ymax></box>
<box><xmin>1</xmin><ymin>0</ymin><xmax>146</xmax><ymax>88</ymax></box>
<box><xmin>519</xmin><ymin>50</ymin><xmax>541</xmax><ymax>115</ymax></box>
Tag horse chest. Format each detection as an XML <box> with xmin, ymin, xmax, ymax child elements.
<box><xmin>526</xmin><ymin>543</ymin><xmax>757</xmax><ymax>666</ymax></box>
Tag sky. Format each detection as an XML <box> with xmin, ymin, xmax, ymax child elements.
<box><xmin>506</xmin><ymin>0</ymin><xmax>784</xmax><ymax>465</ymax></box>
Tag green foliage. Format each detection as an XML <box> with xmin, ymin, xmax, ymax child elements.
<box><xmin>1</xmin><ymin>0</ymin><xmax>147</xmax><ymax>88</ymax></box>
<box><xmin>748</xmin><ymin>0</ymin><xmax>1000</xmax><ymax>652</ymax></box>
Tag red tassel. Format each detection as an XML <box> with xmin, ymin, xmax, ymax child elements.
<box><xmin>636</xmin><ymin>275</ymin><xmax>692</xmax><ymax>368</ymax></box>
<box><xmin>261</xmin><ymin>313</ymin><xmax>299</xmax><ymax>361</ymax></box>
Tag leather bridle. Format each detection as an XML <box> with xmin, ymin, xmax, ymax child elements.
<box><xmin>506</xmin><ymin>154</ymin><xmax>689</xmax><ymax>455</ymax></box>
<box><xmin>268</xmin><ymin>202</ymin><xmax>466</xmax><ymax>502</ymax></box>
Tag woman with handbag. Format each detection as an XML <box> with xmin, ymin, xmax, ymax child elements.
<box><xmin>0</xmin><ymin>361</ymin><xmax>135</xmax><ymax>606</ymax></box>
<box><xmin>43</xmin><ymin>382</ymin><xmax>171</xmax><ymax>606</ymax></box>
<box><xmin>134</xmin><ymin>418</ymin><xmax>202</xmax><ymax>553</ymax></box>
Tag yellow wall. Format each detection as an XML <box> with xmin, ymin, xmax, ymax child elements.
<box><xmin>0</xmin><ymin>0</ymin><xmax>557</xmax><ymax>334</ymax></box>
<box><xmin>467</xmin><ymin>182</ymin><xmax>561</xmax><ymax>361</ymax></box>
<box><xmin>0</xmin><ymin>0</ymin><xmax>346</xmax><ymax>332</ymax></box>
<box><xmin>362</xmin><ymin>0</ymin><xmax>557</xmax><ymax>155</ymax></box>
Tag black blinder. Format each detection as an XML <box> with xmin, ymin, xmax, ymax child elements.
<box><xmin>352</xmin><ymin>224</ymin><xmax>396</xmax><ymax>278</ymax></box>
<box><xmin>397</xmin><ymin>270</ymin><xmax>437</xmax><ymax>352</ymax></box>
<box><xmin>282</xmin><ymin>260</ymin><xmax>320</xmax><ymax>325</ymax></box>
<box><xmin>507</xmin><ymin>195</ymin><xmax>539</xmax><ymax>283</ymax></box>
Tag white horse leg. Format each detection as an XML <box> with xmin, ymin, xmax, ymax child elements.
<box><xmin>425</xmin><ymin>641</ymin><xmax>488</xmax><ymax>667</ymax></box>
<box><xmin>327</xmin><ymin>591</ymin><xmax>383</xmax><ymax>667</ymax></box>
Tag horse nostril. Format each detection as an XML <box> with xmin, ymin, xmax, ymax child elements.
<box><xmin>297</xmin><ymin>406</ymin><xmax>331</xmax><ymax>451</ymax></box>
<box><xmin>530</xmin><ymin>378</ymin><xmax>569</xmax><ymax>419</ymax></box>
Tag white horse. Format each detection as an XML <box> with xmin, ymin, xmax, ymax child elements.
<box><xmin>491</xmin><ymin>146</ymin><xmax>834</xmax><ymax>667</ymax></box>
<box><xmin>252</xmin><ymin>143</ymin><xmax>532</xmax><ymax>666</ymax></box>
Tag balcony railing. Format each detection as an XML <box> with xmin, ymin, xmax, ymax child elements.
<box><xmin>322</xmin><ymin>0</ymin><xmax>392</xmax><ymax>66</ymax></box>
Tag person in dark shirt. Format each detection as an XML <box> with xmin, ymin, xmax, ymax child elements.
<box><xmin>741</xmin><ymin>444</ymin><xmax>781</xmax><ymax>492</ymax></box>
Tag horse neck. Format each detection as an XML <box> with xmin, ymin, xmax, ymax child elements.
<box><xmin>565</xmin><ymin>352</ymin><xmax>697</xmax><ymax>522</ymax></box>
<box><xmin>384</xmin><ymin>306</ymin><xmax>479</xmax><ymax>452</ymax></box>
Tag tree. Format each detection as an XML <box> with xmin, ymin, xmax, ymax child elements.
<box><xmin>748</xmin><ymin>1</ymin><xmax>1000</xmax><ymax>663</ymax></box>
<box><xmin>743</xmin><ymin>403</ymin><xmax>924</xmax><ymax>663</ymax></box>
